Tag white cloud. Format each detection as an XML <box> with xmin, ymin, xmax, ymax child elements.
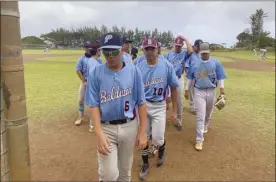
<box><xmin>18</xmin><ymin>1</ymin><xmax>275</xmax><ymax>46</ymax></box>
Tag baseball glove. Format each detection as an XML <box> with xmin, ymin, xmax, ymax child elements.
<box><xmin>214</xmin><ymin>94</ymin><xmax>226</xmax><ymax>110</ymax></box>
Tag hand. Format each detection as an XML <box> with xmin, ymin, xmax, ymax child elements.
<box><xmin>136</xmin><ymin>131</ymin><xmax>148</xmax><ymax>150</ymax></box>
<box><xmin>184</xmin><ymin>90</ymin><xmax>189</xmax><ymax>100</ymax></box>
<box><xmin>96</xmin><ymin>133</ymin><xmax>111</xmax><ymax>155</ymax></box>
<box><xmin>220</xmin><ymin>93</ymin><xmax>226</xmax><ymax>100</ymax></box>
<box><xmin>83</xmin><ymin>81</ymin><xmax>87</xmax><ymax>87</ymax></box>
<box><xmin>171</xmin><ymin>111</ymin><xmax>177</xmax><ymax>122</ymax></box>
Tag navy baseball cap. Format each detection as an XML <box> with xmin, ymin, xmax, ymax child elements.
<box><xmin>194</xmin><ymin>39</ymin><xmax>203</xmax><ymax>47</ymax></box>
<box><xmin>99</xmin><ymin>32</ymin><xmax>122</xmax><ymax>49</ymax></box>
<box><xmin>122</xmin><ymin>37</ymin><xmax>133</xmax><ymax>43</ymax></box>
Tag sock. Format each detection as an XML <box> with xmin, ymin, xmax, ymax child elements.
<box><xmin>141</xmin><ymin>145</ymin><xmax>149</xmax><ymax>165</ymax></box>
<box><xmin>158</xmin><ymin>140</ymin><xmax>166</xmax><ymax>159</ymax></box>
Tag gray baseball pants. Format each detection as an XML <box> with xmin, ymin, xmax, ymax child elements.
<box><xmin>194</xmin><ymin>87</ymin><xmax>216</xmax><ymax>142</ymax></box>
<box><xmin>98</xmin><ymin>118</ymin><xmax>138</xmax><ymax>182</ymax></box>
<box><xmin>146</xmin><ymin>101</ymin><xmax>166</xmax><ymax>147</ymax></box>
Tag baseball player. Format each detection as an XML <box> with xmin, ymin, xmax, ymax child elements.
<box><xmin>134</xmin><ymin>42</ymin><xmax>164</xmax><ymax>65</ymax></box>
<box><xmin>75</xmin><ymin>41</ymin><xmax>102</xmax><ymax>132</ymax></box>
<box><xmin>85</xmin><ymin>32</ymin><xmax>147</xmax><ymax>182</ymax></box>
<box><xmin>131</xmin><ymin>45</ymin><xmax>139</xmax><ymax>60</ymax></box>
<box><xmin>187</xmin><ymin>39</ymin><xmax>203</xmax><ymax>114</ymax></box>
<box><xmin>184</xmin><ymin>42</ymin><xmax>226</xmax><ymax>151</ymax></box>
<box><xmin>165</xmin><ymin>36</ymin><xmax>193</xmax><ymax>131</ymax></box>
<box><xmin>121</xmin><ymin>37</ymin><xmax>133</xmax><ymax>64</ymax></box>
<box><xmin>136</xmin><ymin>38</ymin><xmax>179</xmax><ymax>181</ymax></box>
<box><xmin>259</xmin><ymin>47</ymin><xmax>267</xmax><ymax>61</ymax></box>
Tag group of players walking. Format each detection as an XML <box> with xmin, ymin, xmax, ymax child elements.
<box><xmin>74</xmin><ymin>33</ymin><xmax>226</xmax><ymax>182</ymax></box>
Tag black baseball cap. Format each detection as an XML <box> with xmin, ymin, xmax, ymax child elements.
<box><xmin>194</xmin><ymin>39</ymin><xmax>203</xmax><ymax>47</ymax></box>
<box><xmin>99</xmin><ymin>32</ymin><xmax>122</xmax><ymax>50</ymax></box>
<box><xmin>122</xmin><ymin>37</ymin><xmax>133</xmax><ymax>44</ymax></box>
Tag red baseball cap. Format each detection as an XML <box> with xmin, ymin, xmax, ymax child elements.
<box><xmin>142</xmin><ymin>38</ymin><xmax>158</xmax><ymax>49</ymax></box>
<box><xmin>174</xmin><ymin>36</ymin><xmax>184</xmax><ymax>47</ymax></box>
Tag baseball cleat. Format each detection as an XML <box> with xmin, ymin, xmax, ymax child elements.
<box><xmin>156</xmin><ymin>156</ymin><xmax>164</xmax><ymax>167</ymax></box>
<box><xmin>75</xmin><ymin>117</ymin><xmax>83</xmax><ymax>126</ymax></box>
<box><xmin>89</xmin><ymin>125</ymin><xmax>94</xmax><ymax>132</ymax></box>
<box><xmin>204</xmin><ymin>128</ymin><xmax>208</xmax><ymax>134</ymax></box>
<box><xmin>174</xmin><ymin>123</ymin><xmax>183</xmax><ymax>131</ymax></box>
<box><xmin>195</xmin><ymin>141</ymin><xmax>203</xmax><ymax>151</ymax></box>
<box><xmin>139</xmin><ymin>164</ymin><xmax>149</xmax><ymax>181</ymax></box>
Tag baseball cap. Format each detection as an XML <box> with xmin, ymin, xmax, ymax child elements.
<box><xmin>87</xmin><ymin>41</ymin><xmax>101</xmax><ymax>50</ymax></box>
<box><xmin>194</xmin><ymin>39</ymin><xmax>203</xmax><ymax>47</ymax></box>
<box><xmin>142</xmin><ymin>38</ymin><xmax>158</xmax><ymax>49</ymax></box>
<box><xmin>174</xmin><ymin>36</ymin><xmax>184</xmax><ymax>47</ymax></box>
<box><xmin>122</xmin><ymin>37</ymin><xmax>133</xmax><ymax>43</ymax></box>
<box><xmin>99</xmin><ymin>32</ymin><xmax>122</xmax><ymax>50</ymax></box>
<box><xmin>199</xmin><ymin>42</ymin><xmax>210</xmax><ymax>54</ymax></box>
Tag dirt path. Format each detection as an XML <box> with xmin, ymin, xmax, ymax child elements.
<box><xmin>28</xmin><ymin>107</ymin><xmax>275</xmax><ymax>181</ymax></box>
<box><xmin>218</xmin><ymin>56</ymin><xmax>275</xmax><ymax>72</ymax></box>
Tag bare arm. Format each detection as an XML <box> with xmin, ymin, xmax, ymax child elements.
<box><xmin>184</xmin><ymin>39</ymin><xmax>193</xmax><ymax>55</ymax></box>
<box><xmin>90</xmin><ymin>107</ymin><xmax>103</xmax><ymax>136</ymax></box>
<box><xmin>170</xmin><ymin>87</ymin><xmax>178</xmax><ymax>114</ymax></box>
<box><xmin>218</xmin><ymin>79</ymin><xmax>225</xmax><ymax>95</ymax></box>
<box><xmin>76</xmin><ymin>70</ymin><xmax>86</xmax><ymax>82</ymax></box>
<box><xmin>138</xmin><ymin>103</ymin><xmax>147</xmax><ymax>134</ymax></box>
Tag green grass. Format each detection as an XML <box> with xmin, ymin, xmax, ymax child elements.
<box><xmin>36</xmin><ymin>56</ymin><xmax>82</xmax><ymax>62</ymax></box>
<box><xmin>24</xmin><ymin>61</ymin><xmax>80</xmax><ymax>124</ymax></box>
<box><xmin>212</xmin><ymin>51</ymin><xmax>275</xmax><ymax>63</ymax></box>
<box><xmin>22</xmin><ymin>49</ymin><xmax>84</xmax><ymax>55</ymax></box>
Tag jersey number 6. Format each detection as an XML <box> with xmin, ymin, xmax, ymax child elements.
<box><xmin>125</xmin><ymin>101</ymin><xmax>129</xmax><ymax>111</ymax></box>
<box><xmin>153</xmin><ymin>88</ymin><xmax>163</xmax><ymax>96</ymax></box>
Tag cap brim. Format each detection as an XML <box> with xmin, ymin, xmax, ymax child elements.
<box><xmin>143</xmin><ymin>45</ymin><xmax>157</xmax><ymax>49</ymax></box>
<box><xmin>174</xmin><ymin>43</ymin><xmax>183</xmax><ymax>47</ymax></box>
<box><xmin>200</xmin><ymin>50</ymin><xmax>210</xmax><ymax>54</ymax></box>
<box><xmin>99</xmin><ymin>45</ymin><xmax>122</xmax><ymax>49</ymax></box>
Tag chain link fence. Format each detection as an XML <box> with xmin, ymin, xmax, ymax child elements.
<box><xmin>1</xmin><ymin>84</ymin><xmax>10</xmax><ymax>181</ymax></box>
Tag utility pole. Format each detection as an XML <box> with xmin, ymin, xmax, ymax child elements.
<box><xmin>1</xmin><ymin>1</ymin><xmax>31</xmax><ymax>181</ymax></box>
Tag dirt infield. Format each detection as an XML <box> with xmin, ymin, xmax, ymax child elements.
<box><xmin>24</xmin><ymin>53</ymin><xmax>275</xmax><ymax>181</ymax></box>
<box><xmin>28</xmin><ymin>107</ymin><xmax>275</xmax><ymax>181</ymax></box>
<box><xmin>219</xmin><ymin>56</ymin><xmax>275</xmax><ymax>72</ymax></box>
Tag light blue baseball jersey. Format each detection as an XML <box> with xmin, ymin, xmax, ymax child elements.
<box><xmin>87</xmin><ymin>57</ymin><xmax>101</xmax><ymax>73</ymax></box>
<box><xmin>165</xmin><ymin>50</ymin><xmax>190</xmax><ymax>77</ymax></box>
<box><xmin>85</xmin><ymin>63</ymin><xmax>146</xmax><ymax>121</ymax></box>
<box><xmin>134</xmin><ymin>54</ymin><xmax>166</xmax><ymax>65</ymax></box>
<box><xmin>122</xmin><ymin>52</ymin><xmax>133</xmax><ymax>64</ymax></box>
<box><xmin>188</xmin><ymin>52</ymin><xmax>200</xmax><ymax>66</ymax></box>
<box><xmin>136</xmin><ymin>58</ymin><xmax>180</xmax><ymax>102</ymax></box>
<box><xmin>76</xmin><ymin>55</ymin><xmax>92</xmax><ymax>80</ymax></box>
<box><xmin>186</xmin><ymin>57</ymin><xmax>227</xmax><ymax>89</ymax></box>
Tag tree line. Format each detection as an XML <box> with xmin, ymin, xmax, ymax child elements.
<box><xmin>236</xmin><ymin>9</ymin><xmax>275</xmax><ymax>49</ymax></box>
<box><xmin>24</xmin><ymin>26</ymin><xmax>175</xmax><ymax>48</ymax></box>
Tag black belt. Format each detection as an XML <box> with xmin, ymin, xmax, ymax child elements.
<box><xmin>101</xmin><ymin>117</ymin><xmax>135</xmax><ymax>125</ymax></box>
<box><xmin>146</xmin><ymin>99</ymin><xmax>164</xmax><ymax>103</ymax></box>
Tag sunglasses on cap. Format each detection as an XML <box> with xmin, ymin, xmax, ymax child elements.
<box><xmin>102</xmin><ymin>49</ymin><xmax>121</xmax><ymax>57</ymax></box>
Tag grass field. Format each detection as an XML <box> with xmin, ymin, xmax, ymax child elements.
<box><xmin>212</xmin><ymin>50</ymin><xmax>275</xmax><ymax>63</ymax></box>
<box><xmin>20</xmin><ymin>49</ymin><xmax>275</xmax><ymax>181</ymax></box>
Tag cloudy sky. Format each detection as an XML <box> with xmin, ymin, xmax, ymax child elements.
<box><xmin>19</xmin><ymin>1</ymin><xmax>275</xmax><ymax>46</ymax></box>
